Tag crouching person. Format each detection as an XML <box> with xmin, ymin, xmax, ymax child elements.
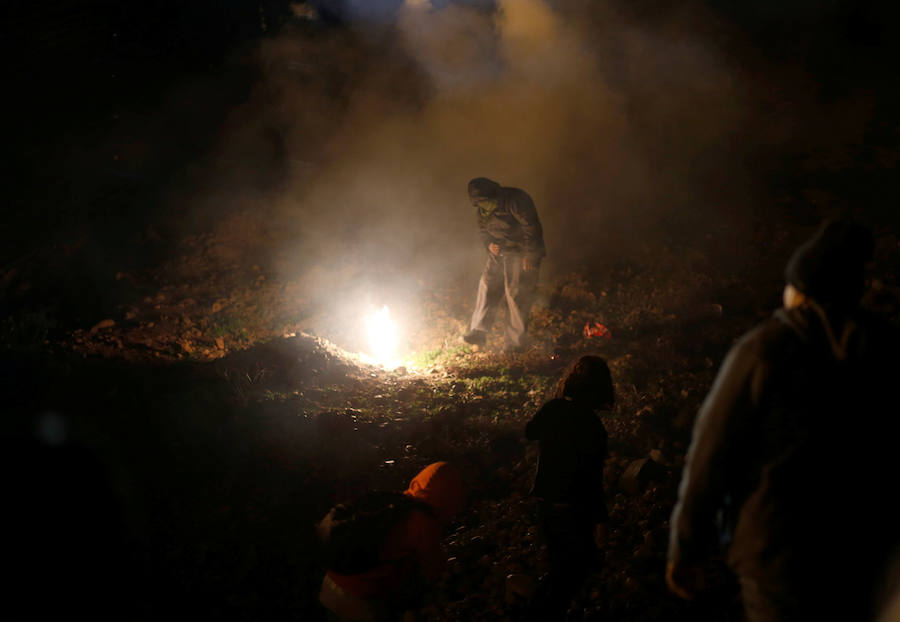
<box><xmin>524</xmin><ymin>355</ymin><xmax>613</xmax><ymax>620</ymax></box>
<box><xmin>318</xmin><ymin>462</ymin><xmax>465</xmax><ymax>622</ymax></box>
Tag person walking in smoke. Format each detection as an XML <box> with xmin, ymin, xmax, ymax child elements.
<box><xmin>667</xmin><ymin>219</ymin><xmax>900</xmax><ymax>621</ymax></box>
<box><xmin>462</xmin><ymin>177</ymin><xmax>546</xmax><ymax>353</ymax></box>
<box><xmin>523</xmin><ymin>355</ymin><xmax>612</xmax><ymax>620</ymax></box>
<box><xmin>318</xmin><ymin>462</ymin><xmax>464</xmax><ymax>622</ymax></box>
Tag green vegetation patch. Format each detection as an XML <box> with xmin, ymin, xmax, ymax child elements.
<box><xmin>410</xmin><ymin>344</ymin><xmax>472</xmax><ymax>368</ymax></box>
<box><xmin>1</xmin><ymin>307</ymin><xmax>57</xmax><ymax>349</ymax></box>
<box><xmin>210</xmin><ymin>314</ymin><xmax>250</xmax><ymax>342</ymax></box>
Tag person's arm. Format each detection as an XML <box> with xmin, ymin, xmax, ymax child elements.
<box><xmin>508</xmin><ymin>193</ymin><xmax>545</xmax><ymax>262</ymax></box>
<box><xmin>587</xmin><ymin>419</ymin><xmax>609</xmax><ymax>527</ymax></box>
<box><xmin>525</xmin><ymin>401</ymin><xmax>553</xmax><ymax>441</ymax></box>
<box><xmin>477</xmin><ymin>208</ymin><xmax>496</xmax><ymax>252</ymax></box>
<box><xmin>667</xmin><ymin>331</ymin><xmax>765</xmax><ymax>596</ymax></box>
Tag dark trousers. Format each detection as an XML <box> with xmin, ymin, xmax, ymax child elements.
<box><xmin>526</xmin><ymin>502</ymin><xmax>595</xmax><ymax>621</ymax></box>
<box><xmin>469</xmin><ymin>253</ymin><xmax>540</xmax><ymax>347</ymax></box>
<box><xmin>736</xmin><ymin>564</ymin><xmax>880</xmax><ymax>622</ymax></box>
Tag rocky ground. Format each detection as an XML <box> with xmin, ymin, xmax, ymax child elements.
<box><xmin>5</xmin><ymin>5</ymin><xmax>900</xmax><ymax>618</ymax></box>
<box><xmin>5</xmin><ymin>204</ymin><xmax>900</xmax><ymax>621</ymax></box>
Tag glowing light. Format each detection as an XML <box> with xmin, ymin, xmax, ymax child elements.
<box><xmin>365</xmin><ymin>306</ymin><xmax>400</xmax><ymax>368</ymax></box>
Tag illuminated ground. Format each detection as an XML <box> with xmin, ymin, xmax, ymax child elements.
<box><xmin>7</xmin><ymin>215</ymin><xmax>900</xmax><ymax>620</ymax></box>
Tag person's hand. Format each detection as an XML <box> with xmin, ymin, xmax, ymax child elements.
<box><xmin>665</xmin><ymin>561</ymin><xmax>703</xmax><ymax>601</ymax></box>
<box><xmin>522</xmin><ymin>255</ymin><xmax>531</xmax><ymax>272</ymax></box>
<box><xmin>488</xmin><ymin>243</ymin><xmax>501</xmax><ymax>256</ymax></box>
<box><xmin>593</xmin><ymin>523</ymin><xmax>609</xmax><ymax>548</ymax></box>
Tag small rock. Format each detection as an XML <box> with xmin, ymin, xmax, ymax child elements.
<box><xmin>505</xmin><ymin>574</ymin><xmax>536</xmax><ymax>604</ymax></box>
<box><xmin>649</xmin><ymin>449</ymin><xmax>665</xmax><ymax>464</ymax></box>
<box><xmin>620</xmin><ymin>458</ymin><xmax>664</xmax><ymax>496</ymax></box>
<box><xmin>633</xmin><ymin>543</ymin><xmax>653</xmax><ymax>561</ymax></box>
<box><xmin>90</xmin><ymin>319</ymin><xmax>115</xmax><ymax>334</ymax></box>
<box><xmin>215</xmin><ymin>337</ymin><xmax>225</xmax><ymax>350</ymax></box>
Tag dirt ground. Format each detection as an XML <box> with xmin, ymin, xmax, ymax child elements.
<box><xmin>4</xmin><ymin>202</ymin><xmax>900</xmax><ymax>621</ymax></box>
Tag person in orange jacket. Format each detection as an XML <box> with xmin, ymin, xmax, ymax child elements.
<box><xmin>319</xmin><ymin>462</ymin><xmax>464</xmax><ymax>622</ymax></box>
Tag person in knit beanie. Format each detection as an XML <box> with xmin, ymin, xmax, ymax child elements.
<box><xmin>667</xmin><ymin>218</ymin><xmax>900</xmax><ymax>621</ymax></box>
<box><xmin>784</xmin><ymin>218</ymin><xmax>874</xmax><ymax>313</ymax></box>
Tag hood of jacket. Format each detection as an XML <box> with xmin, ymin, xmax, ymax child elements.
<box><xmin>404</xmin><ymin>462</ymin><xmax>463</xmax><ymax>524</ymax></box>
<box><xmin>774</xmin><ymin>304</ymin><xmax>860</xmax><ymax>361</ymax></box>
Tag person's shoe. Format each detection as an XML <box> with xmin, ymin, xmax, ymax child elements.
<box><xmin>462</xmin><ymin>329</ymin><xmax>487</xmax><ymax>347</ymax></box>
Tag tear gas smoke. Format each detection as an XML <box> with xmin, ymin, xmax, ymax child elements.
<box><xmin>181</xmin><ymin>0</ymin><xmax>879</xmax><ymax>353</ymax></box>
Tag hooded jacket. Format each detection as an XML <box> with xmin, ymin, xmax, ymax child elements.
<box><xmin>477</xmin><ymin>186</ymin><xmax>546</xmax><ymax>261</ymax></box>
<box><xmin>326</xmin><ymin>462</ymin><xmax>463</xmax><ymax>599</ymax></box>
<box><xmin>668</xmin><ymin>305</ymin><xmax>900</xmax><ymax>616</ymax></box>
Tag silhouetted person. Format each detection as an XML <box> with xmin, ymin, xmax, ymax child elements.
<box><xmin>462</xmin><ymin>177</ymin><xmax>545</xmax><ymax>352</ymax></box>
<box><xmin>880</xmin><ymin>554</ymin><xmax>900</xmax><ymax>622</ymax></box>
<box><xmin>524</xmin><ymin>355</ymin><xmax>611</xmax><ymax>620</ymax></box>
<box><xmin>318</xmin><ymin>462</ymin><xmax>464</xmax><ymax>622</ymax></box>
<box><xmin>667</xmin><ymin>219</ymin><xmax>900</xmax><ymax>621</ymax></box>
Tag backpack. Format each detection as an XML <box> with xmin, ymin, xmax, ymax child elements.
<box><xmin>318</xmin><ymin>490</ymin><xmax>434</xmax><ymax>575</ymax></box>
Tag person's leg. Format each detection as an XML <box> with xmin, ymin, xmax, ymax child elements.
<box><xmin>503</xmin><ymin>256</ymin><xmax>540</xmax><ymax>348</ymax></box>
<box><xmin>469</xmin><ymin>255</ymin><xmax>504</xmax><ymax>337</ymax></box>
<box><xmin>529</xmin><ymin>503</ymin><xmax>593</xmax><ymax>620</ymax></box>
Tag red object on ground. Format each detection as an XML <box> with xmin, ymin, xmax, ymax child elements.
<box><xmin>584</xmin><ymin>322</ymin><xmax>612</xmax><ymax>339</ymax></box>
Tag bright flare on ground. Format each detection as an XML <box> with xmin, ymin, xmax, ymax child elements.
<box><xmin>365</xmin><ymin>305</ymin><xmax>399</xmax><ymax>368</ymax></box>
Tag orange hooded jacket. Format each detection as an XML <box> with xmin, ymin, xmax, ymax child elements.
<box><xmin>327</xmin><ymin>462</ymin><xmax>464</xmax><ymax>599</ymax></box>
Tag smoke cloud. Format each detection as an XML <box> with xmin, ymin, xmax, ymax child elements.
<box><xmin>185</xmin><ymin>0</ymin><xmax>877</xmax><ymax>350</ymax></box>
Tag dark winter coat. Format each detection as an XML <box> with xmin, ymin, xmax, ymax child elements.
<box><xmin>477</xmin><ymin>187</ymin><xmax>545</xmax><ymax>261</ymax></box>
<box><xmin>526</xmin><ymin>397</ymin><xmax>608</xmax><ymax>524</ymax></box>
<box><xmin>669</xmin><ymin>305</ymin><xmax>900</xmax><ymax>618</ymax></box>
